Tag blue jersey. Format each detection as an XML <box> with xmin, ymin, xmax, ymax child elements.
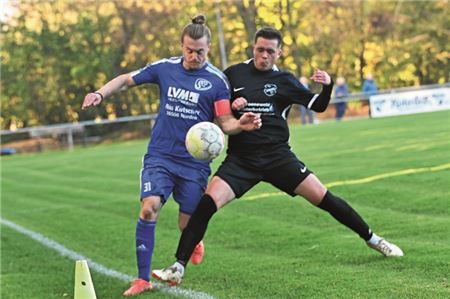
<box><xmin>131</xmin><ymin>57</ymin><xmax>230</xmax><ymax>170</ymax></box>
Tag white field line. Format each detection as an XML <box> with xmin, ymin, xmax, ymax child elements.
<box><xmin>0</xmin><ymin>218</ymin><xmax>215</xmax><ymax>299</ymax></box>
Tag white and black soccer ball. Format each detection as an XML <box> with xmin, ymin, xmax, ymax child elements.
<box><xmin>185</xmin><ymin>121</ymin><xmax>225</xmax><ymax>161</ymax></box>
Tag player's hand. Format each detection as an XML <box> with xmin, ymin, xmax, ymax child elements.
<box><xmin>239</xmin><ymin>112</ymin><xmax>262</xmax><ymax>131</ymax></box>
<box><xmin>82</xmin><ymin>93</ymin><xmax>103</xmax><ymax>110</ymax></box>
<box><xmin>232</xmin><ymin>97</ymin><xmax>248</xmax><ymax>110</ymax></box>
<box><xmin>310</xmin><ymin>69</ymin><xmax>331</xmax><ymax>85</ymax></box>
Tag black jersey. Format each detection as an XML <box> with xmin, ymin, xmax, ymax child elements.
<box><xmin>224</xmin><ymin>59</ymin><xmax>334</xmax><ymax>154</ymax></box>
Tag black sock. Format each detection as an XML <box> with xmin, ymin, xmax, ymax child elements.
<box><xmin>176</xmin><ymin>194</ymin><xmax>217</xmax><ymax>265</ymax></box>
<box><xmin>318</xmin><ymin>191</ymin><xmax>372</xmax><ymax>241</ymax></box>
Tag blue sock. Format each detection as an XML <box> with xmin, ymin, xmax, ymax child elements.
<box><xmin>135</xmin><ymin>218</ymin><xmax>156</xmax><ymax>281</ymax></box>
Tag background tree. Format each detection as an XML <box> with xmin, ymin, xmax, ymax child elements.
<box><xmin>1</xmin><ymin>0</ymin><xmax>448</xmax><ymax>130</ymax></box>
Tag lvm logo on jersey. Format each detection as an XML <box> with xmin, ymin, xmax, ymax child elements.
<box><xmin>167</xmin><ymin>86</ymin><xmax>199</xmax><ymax>106</ymax></box>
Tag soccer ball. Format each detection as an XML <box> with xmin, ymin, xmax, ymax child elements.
<box><xmin>185</xmin><ymin>121</ymin><xmax>225</xmax><ymax>161</ymax></box>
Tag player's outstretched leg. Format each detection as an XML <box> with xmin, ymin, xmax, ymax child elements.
<box><xmin>123</xmin><ymin>278</ymin><xmax>153</xmax><ymax>297</ymax></box>
<box><xmin>190</xmin><ymin>240</ymin><xmax>205</xmax><ymax>265</ymax></box>
<box><xmin>317</xmin><ymin>191</ymin><xmax>404</xmax><ymax>257</ymax></box>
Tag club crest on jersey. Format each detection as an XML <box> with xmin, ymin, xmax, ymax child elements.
<box><xmin>195</xmin><ymin>78</ymin><xmax>212</xmax><ymax>91</ymax></box>
<box><xmin>264</xmin><ymin>84</ymin><xmax>277</xmax><ymax>97</ymax></box>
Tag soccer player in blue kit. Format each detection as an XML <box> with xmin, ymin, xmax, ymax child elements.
<box><xmin>152</xmin><ymin>27</ymin><xmax>404</xmax><ymax>287</ymax></box>
<box><xmin>82</xmin><ymin>15</ymin><xmax>261</xmax><ymax>297</ymax></box>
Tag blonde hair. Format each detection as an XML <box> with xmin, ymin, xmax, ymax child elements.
<box><xmin>180</xmin><ymin>14</ymin><xmax>211</xmax><ymax>44</ymax></box>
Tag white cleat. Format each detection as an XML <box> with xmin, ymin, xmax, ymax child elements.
<box><xmin>367</xmin><ymin>239</ymin><xmax>404</xmax><ymax>257</ymax></box>
<box><xmin>152</xmin><ymin>266</ymin><xmax>183</xmax><ymax>286</ymax></box>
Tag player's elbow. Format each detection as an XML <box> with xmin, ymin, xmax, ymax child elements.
<box><xmin>311</xmin><ymin>96</ymin><xmax>331</xmax><ymax>112</ymax></box>
<box><xmin>121</xmin><ymin>74</ymin><xmax>136</xmax><ymax>89</ymax></box>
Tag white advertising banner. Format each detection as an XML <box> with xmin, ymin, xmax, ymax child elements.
<box><xmin>369</xmin><ymin>87</ymin><xmax>450</xmax><ymax>118</ymax></box>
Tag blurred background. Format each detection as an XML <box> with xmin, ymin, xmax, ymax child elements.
<box><xmin>1</xmin><ymin>0</ymin><xmax>449</xmax><ymax>152</ymax></box>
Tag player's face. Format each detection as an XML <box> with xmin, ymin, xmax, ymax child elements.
<box><xmin>253</xmin><ymin>37</ymin><xmax>281</xmax><ymax>71</ymax></box>
<box><xmin>182</xmin><ymin>35</ymin><xmax>210</xmax><ymax>70</ymax></box>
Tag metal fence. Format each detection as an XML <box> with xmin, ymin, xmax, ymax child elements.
<box><xmin>1</xmin><ymin>83</ymin><xmax>448</xmax><ymax>153</ymax></box>
<box><xmin>0</xmin><ymin>114</ymin><xmax>157</xmax><ymax>152</ymax></box>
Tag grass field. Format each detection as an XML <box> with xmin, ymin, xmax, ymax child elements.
<box><xmin>2</xmin><ymin>110</ymin><xmax>450</xmax><ymax>299</ymax></box>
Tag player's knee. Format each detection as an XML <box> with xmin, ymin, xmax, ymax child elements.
<box><xmin>140</xmin><ymin>206</ymin><xmax>159</xmax><ymax>220</ymax></box>
<box><xmin>310</xmin><ymin>189</ymin><xmax>328</xmax><ymax>205</ymax></box>
<box><xmin>140</xmin><ymin>198</ymin><xmax>161</xmax><ymax>220</ymax></box>
<box><xmin>206</xmin><ymin>177</ymin><xmax>235</xmax><ymax>208</ymax></box>
<box><xmin>295</xmin><ymin>174</ymin><xmax>327</xmax><ymax>205</ymax></box>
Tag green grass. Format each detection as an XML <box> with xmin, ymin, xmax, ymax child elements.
<box><xmin>2</xmin><ymin>110</ymin><xmax>450</xmax><ymax>299</ymax></box>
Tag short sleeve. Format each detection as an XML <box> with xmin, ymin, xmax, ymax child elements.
<box><xmin>215</xmin><ymin>81</ymin><xmax>231</xmax><ymax>101</ymax></box>
<box><xmin>131</xmin><ymin>63</ymin><xmax>160</xmax><ymax>86</ymax></box>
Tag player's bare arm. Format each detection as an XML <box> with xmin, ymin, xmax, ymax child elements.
<box><xmin>82</xmin><ymin>73</ymin><xmax>136</xmax><ymax>110</ymax></box>
<box><xmin>216</xmin><ymin>112</ymin><xmax>261</xmax><ymax>135</ymax></box>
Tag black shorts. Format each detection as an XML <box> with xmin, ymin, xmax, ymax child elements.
<box><xmin>215</xmin><ymin>145</ymin><xmax>312</xmax><ymax>198</ymax></box>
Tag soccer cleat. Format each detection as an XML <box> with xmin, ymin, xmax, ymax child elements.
<box><xmin>367</xmin><ymin>239</ymin><xmax>404</xmax><ymax>257</ymax></box>
<box><xmin>122</xmin><ymin>278</ymin><xmax>152</xmax><ymax>297</ymax></box>
<box><xmin>190</xmin><ymin>241</ymin><xmax>205</xmax><ymax>265</ymax></box>
<box><xmin>152</xmin><ymin>266</ymin><xmax>183</xmax><ymax>286</ymax></box>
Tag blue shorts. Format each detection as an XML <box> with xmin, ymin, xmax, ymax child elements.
<box><xmin>140</xmin><ymin>156</ymin><xmax>210</xmax><ymax>215</ymax></box>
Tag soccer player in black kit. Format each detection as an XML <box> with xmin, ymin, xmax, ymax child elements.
<box><xmin>152</xmin><ymin>27</ymin><xmax>403</xmax><ymax>286</ymax></box>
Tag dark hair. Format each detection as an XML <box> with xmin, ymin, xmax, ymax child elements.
<box><xmin>254</xmin><ymin>27</ymin><xmax>283</xmax><ymax>47</ymax></box>
<box><xmin>181</xmin><ymin>14</ymin><xmax>211</xmax><ymax>44</ymax></box>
